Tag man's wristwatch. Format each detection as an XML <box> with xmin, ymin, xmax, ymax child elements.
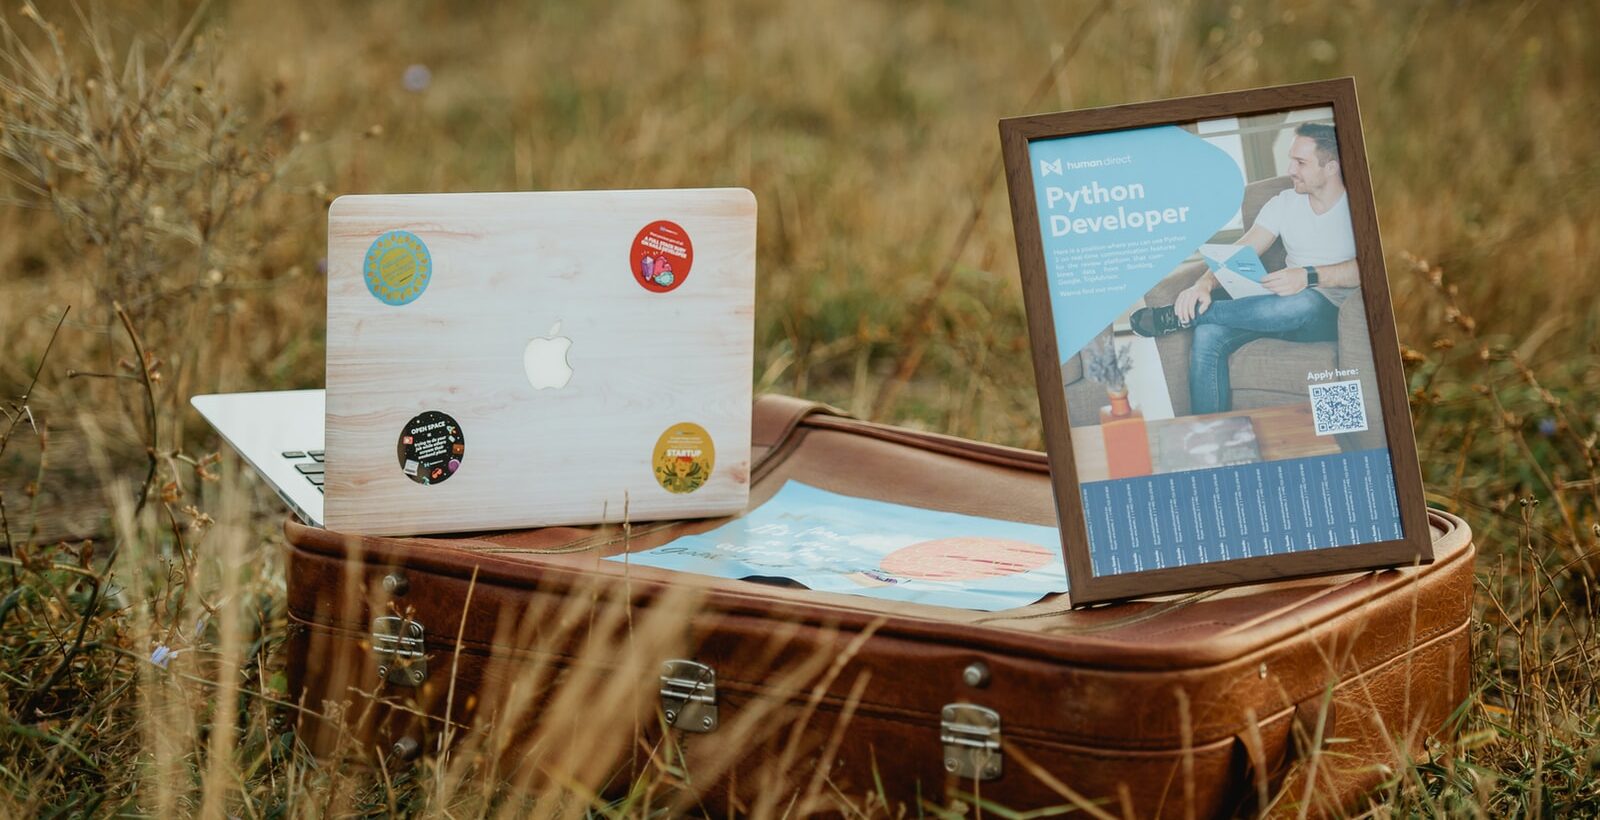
<box><xmin>1305</xmin><ymin>265</ymin><xmax>1320</xmax><ymax>286</ymax></box>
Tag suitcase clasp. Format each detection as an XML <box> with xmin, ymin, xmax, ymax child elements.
<box><xmin>371</xmin><ymin>616</ymin><xmax>428</xmax><ymax>686</ymax></box>
<box><xmin>659</xmin><ymin>660</ymin><xmax>718</xmax><ymax>733</ymax></box>
<box><xmin>941</xmin><ymin>704</ymin><xmax>1002</xmax><ymax>781</ymax></box>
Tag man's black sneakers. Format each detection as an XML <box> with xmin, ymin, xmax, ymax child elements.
<box><xmin>1130</xmin><ymin>305</ymin><xmax>1189</xmax><ymax>338</ymax></box>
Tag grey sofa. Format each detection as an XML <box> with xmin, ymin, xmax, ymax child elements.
<box><xmin>1142</xmin><ymin>175</ymin><xmax>1383</xmax><ymax>451</ymax></box>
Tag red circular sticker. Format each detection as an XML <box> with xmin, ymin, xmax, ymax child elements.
<box><xmin>631</xmin><ymin>220</ymin><xmax>694</xmax><ymax>293</ymax></box>
<box><xmin>878</xmin><ymin>537</ymin><xmax>1055</xmax><ymax>581</ymax></box>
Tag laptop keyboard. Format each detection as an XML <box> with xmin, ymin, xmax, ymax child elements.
<box><xmin>280</xmin><ymin>449</ymin><xmax>325</xmax><ymax>493</ymax></box>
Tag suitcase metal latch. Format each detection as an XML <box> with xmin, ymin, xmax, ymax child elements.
<box><xmin>659</xmin><ymin>660</ymin><xmax>718</xmax><ymax>733</ymax></box>
<box><xmin>371</xmin><ymin>616</ymin><xmax>427</xmax><ymax>687</ymax></box>
<box><xmin>941</xmin><ymin>703</ymin><xmax>1002</xmax><ymax>780</ymax></box>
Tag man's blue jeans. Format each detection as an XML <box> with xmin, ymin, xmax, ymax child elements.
<box><xmin>1187</xmin><ymin>288</ymin><xmax>1339</xmax><ymax>415</ymax></box>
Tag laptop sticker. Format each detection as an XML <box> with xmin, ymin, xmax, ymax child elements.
<box><xmin>631</xmin><ymin>220</ymin><xmax>694</xmax><ymax>293</ymax></box>
<box><xmin>364</xmin><ymin>230</ymin><xmax>432</xmax><ymax>305</ymax></box>
<box><xmin>653</xmin><ymin>422</ymin><xmax>714</xmax><ymax>493</ymax></box>
<box><xmin>397</xmin><ymin>410</ymin><xmax>464</xmax><ymax>485</ymax></box>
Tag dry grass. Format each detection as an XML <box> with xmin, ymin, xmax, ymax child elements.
<box><xmin>1</xmin><ymin>0</ymin><xmax>1598</xmax><ymax>816</ymax></box>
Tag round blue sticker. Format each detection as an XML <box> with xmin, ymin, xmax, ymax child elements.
<box><xmin>364</xmin><ymin>230</ymin><xmax>432</xmax><ymax>305</ymax></box>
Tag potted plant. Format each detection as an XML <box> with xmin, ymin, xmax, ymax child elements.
<box><xmin>1085</xmin><ymin>334</ymin><xmax>1135</xmax><ymax>417</ymax></box>
<box><xmin>1084</xmin><ymin>333</ymin><xmax>1151</xmax><ymax>478</ymax></box>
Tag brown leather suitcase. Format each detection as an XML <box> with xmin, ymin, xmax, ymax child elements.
<box><xmin>283</xmin><ymin>394</ymin><xmax>1474</xmax><ymax>817</ymax></box>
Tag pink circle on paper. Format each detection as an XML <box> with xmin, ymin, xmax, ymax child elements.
<box><xmin>878</xmin><ymin>537</ymin><xmax>1054</xmax><ymax>581</ymax></box>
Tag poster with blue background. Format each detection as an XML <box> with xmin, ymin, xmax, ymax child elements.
<box><xmin>1022</xmin><ymin>108</ymin><xmax>1405</xmax><ymax>578</ymax></box>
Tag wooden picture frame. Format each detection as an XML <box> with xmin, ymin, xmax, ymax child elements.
<box><xmin>999</xmin><ymin>78</ymin><xmax>1432</xmax><ymax>606</ymax></box>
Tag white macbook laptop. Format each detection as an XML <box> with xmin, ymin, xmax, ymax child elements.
<box><xmin>193</xmin><ymin>188</ymin><xmax>756</xmax><ymax>536</ymax></box>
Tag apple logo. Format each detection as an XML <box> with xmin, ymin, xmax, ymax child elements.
<box><xmin>523</xmin><ymin>321</ymin><xmax>574</xmax><ymax>390</ymax></box>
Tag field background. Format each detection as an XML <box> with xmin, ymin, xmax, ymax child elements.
<box><xmin>1</xmin><ymin>0</ymin><xmax>1598</xmax><ymax>816</ymax></box>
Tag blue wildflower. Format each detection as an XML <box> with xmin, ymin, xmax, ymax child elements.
<box><xmin>403</xmin><ymin>64</ymin><xmax>432</xmax><ymax>94</ymax></box>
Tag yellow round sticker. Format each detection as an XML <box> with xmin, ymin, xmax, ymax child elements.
<box><xmin>364</xmin><ymin>230</ymin><xmax>432</xmax><ymax>305</ymax></box>
<box><xmin>653</xmin><ymin>422</ymin><xmax>715</xmax><ymax>494</ymax></box>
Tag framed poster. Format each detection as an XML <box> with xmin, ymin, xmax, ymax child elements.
<box><xmin>998</xmin><ymin>78</ymin><xmax>1431</xmax><ymax>606</ymax></box>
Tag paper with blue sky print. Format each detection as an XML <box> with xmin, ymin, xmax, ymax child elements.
<box><xmin>606</xmin><ymin>481</ymin><xmax>1068</xmax><ymax>611</ymax></box>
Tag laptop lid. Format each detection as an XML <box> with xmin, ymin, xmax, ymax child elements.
<box><xmin>325</xmin><ymin>188</ymin><xmax>756</xmax><ymax>535</ymax></box>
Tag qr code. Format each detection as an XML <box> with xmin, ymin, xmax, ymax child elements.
<box><xmin>1310</xmin><ymin>379</ymin><xmax>1368</xmax><ymax>436</ymax></box>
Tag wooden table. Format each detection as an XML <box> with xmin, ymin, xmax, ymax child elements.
<box><xmin>1068</xmin><ymin>403</ymin><xmax>1340</xmax><ymax>483</ymax></box>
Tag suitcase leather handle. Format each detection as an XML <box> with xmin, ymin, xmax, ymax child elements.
<box><xmin>750</xmin><ymin>394</ymin><xmax>1049</xmax><ymax>477</ymax></box>
<box><xmin>751</xmin><ymin>393</ymin><xmax>850</xmax><ymax>471</ymax></box>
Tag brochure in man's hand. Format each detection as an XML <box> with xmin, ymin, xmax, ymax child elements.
<box><xmin>1199</xmin><ymin>243</ymin><xmax>1270</xmax><ymax>298</ymax></box>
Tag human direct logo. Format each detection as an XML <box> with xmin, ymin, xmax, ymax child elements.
<box><xmin>1038</xmin><ymin>154</ymin><xmax>1133</xmax><ymax>177</ymax></box>
<box><xmin>523</xmin><ymin>321</ymin><xmax>574</xmax><ymax>389</ymax></box>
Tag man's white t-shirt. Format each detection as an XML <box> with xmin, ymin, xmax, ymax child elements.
<box><xmin>1252</xmin><ymin>188</ymin><xmax>1357</xmax><ymax>306</ymax></box>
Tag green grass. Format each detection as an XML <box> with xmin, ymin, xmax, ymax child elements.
<box><xmin>1</xmin><ymin>0</ymin><xmax>1599</xmax><ymax>815</ymax></box>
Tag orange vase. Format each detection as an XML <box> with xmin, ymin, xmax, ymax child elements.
<box><xmin>1100</xmin><ymin>390</ymin><xmax>1152</xmax><ymax>478</ymax></box>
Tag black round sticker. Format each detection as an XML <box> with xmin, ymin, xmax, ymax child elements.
<box><xmin>397</xmin><ymin>411</ymin><xmax>464</xmax><ymax>485</ymax></box>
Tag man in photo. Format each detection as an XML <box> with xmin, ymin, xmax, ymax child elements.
<box><xmin>1129</xmin><ymin>123</ymin><xmax>1360</xmax><ymax>414</ymax></box>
